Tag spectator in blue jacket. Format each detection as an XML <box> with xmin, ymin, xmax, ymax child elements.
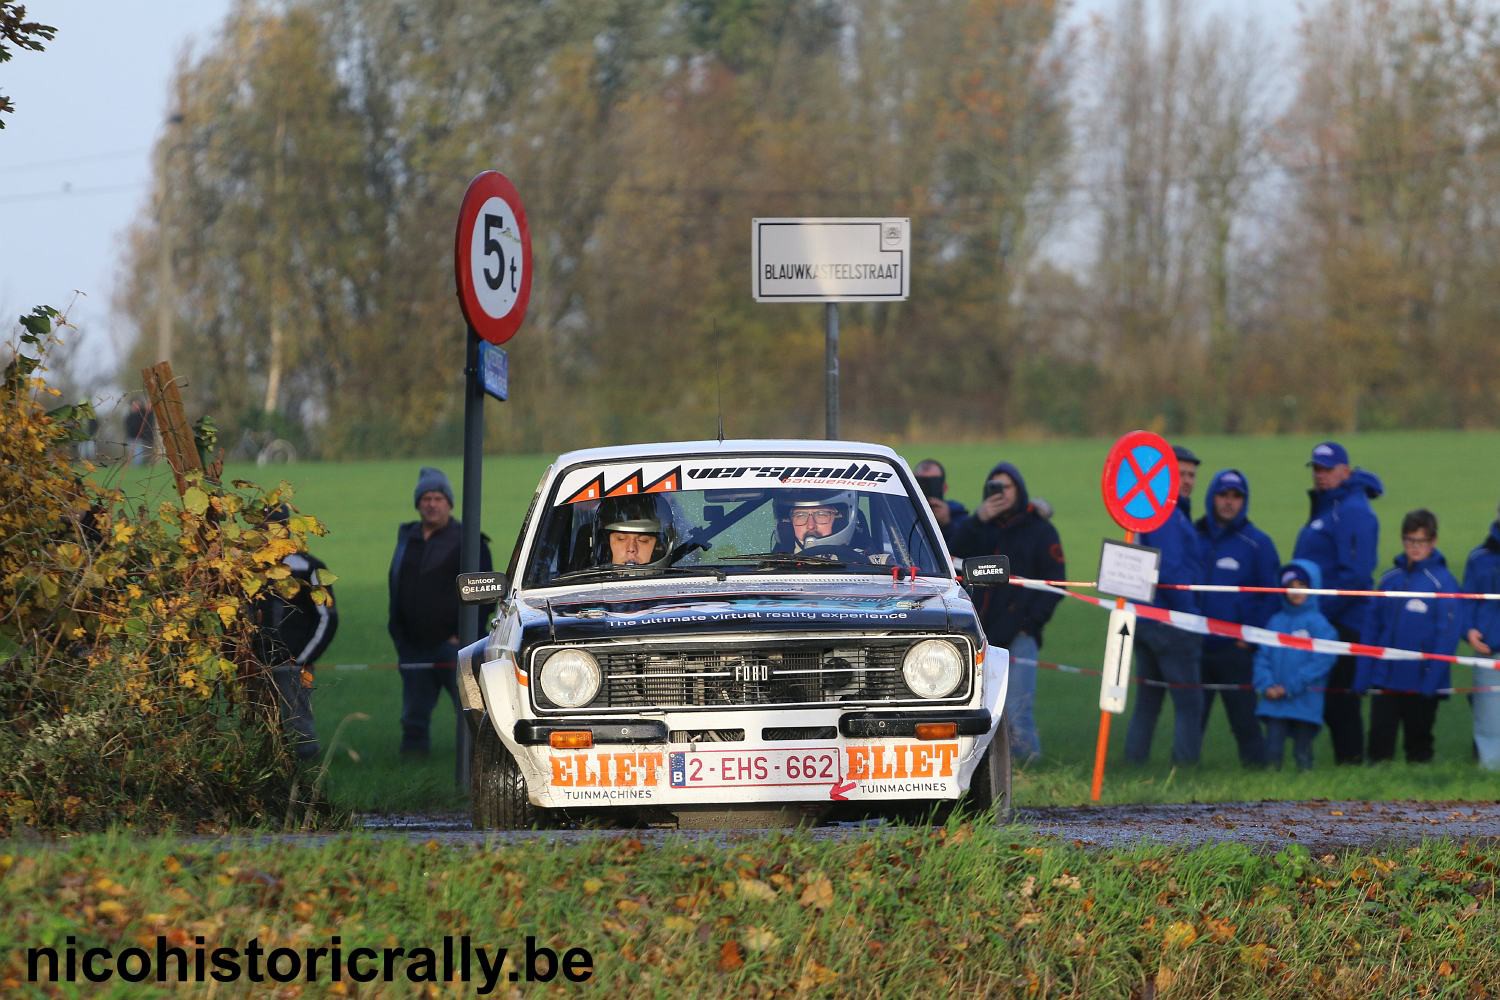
<box><xmin>1292</xmin><ymin>440</ymin><xmax>1383</xmax><ymax>764</ymax></box>
<box><xmin>1254</xmin><ymin>561</ymin><xmax>1338</xmax><ymax>770</ymax></box>
<box><xmin>950</xmin><ymin>461</ymin><xmax>1064</xmax><ymax>761</ymax></box>
<box><xmin>1353</xmin><ymin>509</ymin><xmax>1462</xmax><ymax>763</ymax></box>
<box><xmin>1461</xmin><ymin>502</ymin><xmax>1500</xmax><ymax>770</ymax></box>
<box><xmin>914</xmin><ymin>459</ymin><xmax>969</xmax><ymax>546</ymax></box>
<box><xmin>1195</xmin><ymin>469</ymin><xmax>1280</xmax><ymax>767</ymax></box>
<box><xmin>1173</xmin><ymin>444</ymin><xmax>1201</xmax><ymax>519</ymax></box>
<box><xmin>1123</xmin><ymin>495</ymin><xmax>1207</xmax><ymax>766</ymax></box>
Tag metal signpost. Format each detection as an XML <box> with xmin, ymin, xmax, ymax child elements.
<box><xmin>454</xmin><ymin>170</ymin><xmax>532</xmax><ymax>783</ymax></box>
<box><xmin>752</xmin><ymin>218</ymin><xmax>910</xmax><ymax>439</ymax></box>
<box><xmin>1092</xmin><ymin>430</ymin><xmax>1178</xmax><ymax>801</ymax></box>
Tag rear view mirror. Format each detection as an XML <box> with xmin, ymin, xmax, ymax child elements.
<box><xmin>457</xmin><ymin>571</ymin><xmax>508</xmax><ymax>603</ymax></box>
<box><xmin>961</xmin><ymin>555</ymin><xmax>1011</xmax><ymax>587</ymax></box>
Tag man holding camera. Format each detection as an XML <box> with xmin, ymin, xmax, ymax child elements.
<box><xmin>914</xmin><ymin>459</ymin><xmax>969</xmax><ymax>545</ymax></box>
<box><xmin>950</xmin><ymin>462</ymin><xmax>1065</xmax><ymax>761</ymax></box>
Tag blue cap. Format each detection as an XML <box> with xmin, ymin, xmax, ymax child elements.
<box><xmin>1306</xmin><ymin>441</ymin><xmax>1349</xmax><ymax>468</ymax></box>
<box><xmin>1172</xmin><ymin>444</ymin><xmax>1200</xmax><ymax>465</ymax></box>
<box><xmin>1280</xmin><ymin>563</ymin><xmax>1312</xmax><ymax>587</ymax></box>
<box><xmin>1215</xmin><ymin>470</ymin><xmax>1247</xmax><ymax>494</ymax></box>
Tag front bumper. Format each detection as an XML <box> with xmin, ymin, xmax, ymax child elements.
<box><xmin>458</xmin><ymin>640</ymin><xmax>1009</xmax><ymax>810</ymax></box>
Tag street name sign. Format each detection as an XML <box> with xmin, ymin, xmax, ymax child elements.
<box><xmin>752</xmin><ymin>218</ymin><xmax>910</xmax><ymax>302</ymax></box>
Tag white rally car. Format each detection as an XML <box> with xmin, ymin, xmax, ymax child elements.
<box><xmin>455</xmin><ymin>439</ymin><xmax>1012</xmax><ymax>828</ymax></box>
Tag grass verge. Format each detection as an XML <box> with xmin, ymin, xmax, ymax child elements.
<box><xmin>4</xmin><ymin>825</ymin><xmax>1498</xmax><ymax>997</ymax></box>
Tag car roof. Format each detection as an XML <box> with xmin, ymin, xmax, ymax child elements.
<box><xmin>552</xmin><ymin>439</ymin><xmax>906</xmax><ymax>466</ymax></box>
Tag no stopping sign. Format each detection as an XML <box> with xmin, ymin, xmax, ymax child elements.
<box><xmin>455</xmin><ymin>171</ymin><xmax>532</xmax><ymax>345</ymax></box>
<box><xmin>1101</xmin><ymin>430</ymin><xmax>1180</xmax><ymax>534</ymax></box>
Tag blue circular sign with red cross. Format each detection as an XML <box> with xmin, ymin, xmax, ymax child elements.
<box><xmin>1101</xmin><ymin>430</ymin><xmax>1180</xmax><ymax>534</ymax></box>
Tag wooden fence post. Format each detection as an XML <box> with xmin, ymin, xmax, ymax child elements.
<box><xmin>141</xmin><ymin>361</ymin><xmax>201</xmax><ymax>497</ymax></box>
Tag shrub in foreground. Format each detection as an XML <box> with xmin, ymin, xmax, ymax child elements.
<box><xmin>0</xmin><ymin>309</ymin><xmax>332</xmax><ymax>833</ymax></box>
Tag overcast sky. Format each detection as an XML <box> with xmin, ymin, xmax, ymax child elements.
<box><xmin>2</xmin><ymin>0</ymin><xmax>1300</xmax><ymax>391</ymax></box>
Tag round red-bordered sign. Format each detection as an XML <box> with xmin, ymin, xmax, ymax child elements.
<box><xmin>1101</xmin><ymin>430</ymin><xmax>1181</xmax><ymax>534</ymax></box>
<box><xmin>455</xmin><ymin>171</ymin><xmax>532</xmax><ymax>345</ymax></box>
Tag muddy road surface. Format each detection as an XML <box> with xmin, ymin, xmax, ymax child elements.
<box><xmin>349</xmin><ymin>800</ymin><xmax>1500</xmax><ymax>852</ymax></box>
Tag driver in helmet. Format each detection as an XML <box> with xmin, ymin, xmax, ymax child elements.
<box><xmin>776</xmin><ymin>491</ymin><xmax>862</xmax><ymax>555</ymax></box>
<box><xmin>595</xmin><ymin>496</ymin><xmax>673</xmax><ymax>568</ymax></box>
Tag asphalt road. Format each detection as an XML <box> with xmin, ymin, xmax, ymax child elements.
<box><xmin>344</xmin><ymin>800</ymin><xmax>1500</xmax><ymax>852</ymax></box>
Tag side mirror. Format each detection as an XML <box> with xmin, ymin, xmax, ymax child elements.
<box><xmin>456</xmin><ymin>571</ymin><xmax>508</xmax><ymax>603</ymax></box>
<box><xmin>961</xmin><ymin>555</ymin><xmax>1010</xmax><ymax>587</ymax></box>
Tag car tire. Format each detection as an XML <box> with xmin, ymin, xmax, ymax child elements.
<box><xmin>471</xmin><ymin>723</ymin><xmax>541</xmax><ymax>830</ymax></box>
<box><xmin>966</xmin><ymin>715</ymin><xmax>1013</xmax><ymax>825</ymax></box>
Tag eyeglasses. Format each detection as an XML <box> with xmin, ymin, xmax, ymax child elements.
<box><xmin>789</xmin><ymin>510</ymin><xmax>838</xmax><ymax>526</ymax></box>
<box><xmin>1401</xmin><ymin>535</ymin><xmax>1434</xmax><ymax>546</ymax></box>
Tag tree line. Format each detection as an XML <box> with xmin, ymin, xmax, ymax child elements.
<box><xmin>116</xmin><ymin>0</ymin><xmax>1500</xmax><ymax>458</ymax></box>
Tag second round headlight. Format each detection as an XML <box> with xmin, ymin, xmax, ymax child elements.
<box><xmin>901</xmin><ymin>639</ymin><xmax>964</xmax><ymax>699</ymax></box>
<box><xmin>539</xmin><ymin>649</ymin><xmax>602</xmax><ymax>708</ymax></box>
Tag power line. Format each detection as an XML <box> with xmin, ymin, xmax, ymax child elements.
<box><xmin>0</xmin><ymin>145</ymin><xmax>152</xmax><ymax>174</ymax></box>
<box><xmin>0</xmin><ymin>181</ymin><xmax>146</xmax><ymax>206</ymax></box>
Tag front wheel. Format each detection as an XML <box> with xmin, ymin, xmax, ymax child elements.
<box><xmin>965</xmin><ymin>716</ymin><xmax>1013</xmax><ymax>825</ymax></box>
<box><xmin>471</xmin><ymin>724</ymin><xmax>545</xmax><ymax>830</ymax></box>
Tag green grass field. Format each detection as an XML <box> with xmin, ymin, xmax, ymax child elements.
<box><xmin>4</xmin><ymin>828</ymin><xmax>1498</xmax><ymax>997</ymax></box>
<box><xmin>109</xmin><ymin>430</ymin><xmax>1500</xmax><ymax>812</ymax></box>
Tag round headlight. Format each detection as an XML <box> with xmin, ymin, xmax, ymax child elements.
<box><xmin>901</xmin><ymin>639</ymin><xmax>964</xmax><ymax>699</ymax></box>
<box><xmin>539</xmin><ymin>649</ymin><xmax>601</xmax><ymax>709</ymax></box>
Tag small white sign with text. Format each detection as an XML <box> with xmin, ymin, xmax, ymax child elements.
<box><xmin>1096</xmin><ymin>538</ymin><xmax>1161</xmax><ymax>605</ymax></box>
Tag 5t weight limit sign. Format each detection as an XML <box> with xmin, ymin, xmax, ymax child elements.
<box><xmin>455</xmin><ymin>172</ymin><xmax>533</xmax><ymax>345</ymax></box>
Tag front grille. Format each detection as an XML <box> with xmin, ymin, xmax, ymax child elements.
<box><xmin>529</xmin><ymin>636</ymin><xmax>971</xmax><ymax>713</ymax></box>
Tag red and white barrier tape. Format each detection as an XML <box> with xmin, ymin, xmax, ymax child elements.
<box><xmin>1012</xmin><ymin>577</ymin><xmax>1500</xmax><ymax>601</ymax></box>
<box><xmin>1009</xmin><ymin>576</ymin><xmax>1500</xmax><ymax>670</ymax></box>
<box><xmin>1012</xmin><ymin>656</ymin><xmax>1500</xmax><ymax>696</ymax></box>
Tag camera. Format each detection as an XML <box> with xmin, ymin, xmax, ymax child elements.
<box><xmin>983</xmin><ymin>479</ymin><xmax>1009</xmax><ymax>499</ymax></box>
<box><xmin>916</xmin><ymin>475</ymin><xmax>944</xmax><ymax>500</ymax></box>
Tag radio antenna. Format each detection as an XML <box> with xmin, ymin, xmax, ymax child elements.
<box><xmin>713</xmin><ymin>319</ymin><xmax>725</xmax><ymax>443</ymax></box>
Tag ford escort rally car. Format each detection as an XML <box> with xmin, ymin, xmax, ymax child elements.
<box><xmin>455</xmin><ymin>439</ymin><xmax>1012</xmax><ymax>828</ymax></box>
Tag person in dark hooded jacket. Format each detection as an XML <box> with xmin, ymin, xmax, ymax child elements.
<box><xmin>1292</xmin><ymin>440</ymin><xmax>1383</xmax><ymax>764</ymax></box>
<box><xmin>252</xmin><ymin>505</ymin><xmax>339</xmax><ymax>760</ymax></box>
<box><xmin>950</xmin><ymin>461</ymin><xmax>1065</xmax><ymax>761</ymax></box>
<box><xmin>1353</xmin><ymin>509</ymin><xmax>1461</xmax><ymax>763</ymax></box>
<box><xmin>1194</xmin><ymin>469</ymin><xmax>1280</xmax><ymax>767</ymax></box>
<box><xmin>1123</xmin><ymin>471</ymin><xmax>1208</xmax><ymax>766</ymax></box>
<box><xmin>1461</xmin><ymin>502</ymin><xmax>1500</xmax><ymax>769</ymax></box>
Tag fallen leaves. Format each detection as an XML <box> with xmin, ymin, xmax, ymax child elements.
<box><xmin>717</xmin><ymin>940</ymin><xmax>745</xmax><ymax>972</ymax></box>
<box><xmin>1162</xmin><ymin>921</ymin><xmax>1198</xmax><ymax>950</ymax></box>
<box><xmin>799</xmin><ymin>876</ymin><xmax>834</xmax><ymax>910</ymax></box>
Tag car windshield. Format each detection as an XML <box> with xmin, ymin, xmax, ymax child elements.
<box><xmin>522</xmin><ymin>455</ymin><xmax>946</xmax><ymax>587</ymax></box>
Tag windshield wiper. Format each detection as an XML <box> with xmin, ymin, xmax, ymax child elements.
<box><xmin>717</xmin><ymin>552</ymin><xmax>849</xmax><ymax>570</ymax></box>
<box><xmin>548</xmin><ymin>565</ymin><xmax>725</xmax><ymax>585</ymax></box>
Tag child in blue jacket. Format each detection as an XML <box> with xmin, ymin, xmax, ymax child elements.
<box><xmin>1353</xmin><ymin>509</ymin><xmax>1462</xmax><ymax>763</ymax></box>
<box><xmin>1255</xmin><ymin>560</ymin><xmax>1338</xmax><ymax>770</ymax></box>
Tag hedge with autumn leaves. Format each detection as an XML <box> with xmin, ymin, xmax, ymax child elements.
<box><xmin>0</xmin><ymin>308</ymin><xmax>332</xmax><ymax>833</ymax></box>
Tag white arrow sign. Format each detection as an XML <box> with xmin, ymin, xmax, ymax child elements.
<box><xmin>1100</xmin><ymin>608</ymin><xmax>1136</xmax><ymax>714</ymax></box>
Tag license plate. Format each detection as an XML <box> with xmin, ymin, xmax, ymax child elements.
<box><xmin>669</xmin><ymin>747</ymin><xmax>842</xmax><ymax>788</ymax></box>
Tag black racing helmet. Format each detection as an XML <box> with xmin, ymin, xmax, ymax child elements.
<box><xmin>594</xmin><ymin>494</ymin><xmax>676</xmax><ymax>567</ymax></box>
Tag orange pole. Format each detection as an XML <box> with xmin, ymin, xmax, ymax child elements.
<box><xmin>1091</xmin><ymin>530</ymin><xmax>1136</xmax><ymax>803</ymax></box>
<box><xmin>1089</xmin><ymin>711</ymin><xmax>1111</xmax><ymax>802</ymax></box>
